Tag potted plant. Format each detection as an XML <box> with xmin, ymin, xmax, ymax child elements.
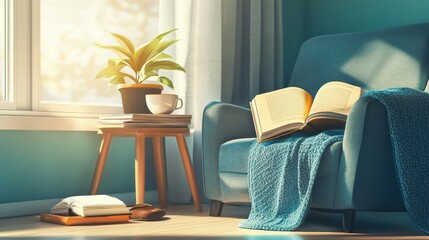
<box><xmin>95</xmin><ymin>29</ymin><xmax>185</xmax><ymax>113</ymax></box>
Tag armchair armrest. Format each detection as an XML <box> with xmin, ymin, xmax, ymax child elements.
<box><xmin>336</xmin><ymin>95</ymin><xmax>404</xmax><ymax>210</ymax></box>
<box><xmin>202</xmin><ymin>101</ymin><xmax>256</xmax><ymax>200</ymax></box>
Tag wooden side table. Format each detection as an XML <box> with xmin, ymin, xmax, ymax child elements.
<box><xmin>89</xmin><ymin>126</ymin><xmax>202</xmax><ymax>212</ymax></box>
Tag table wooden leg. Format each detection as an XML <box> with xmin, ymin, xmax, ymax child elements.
<box><xmin>135</xmin><ymin>133</ymin><xmax>146</xmax><ymax>205</ymax></box>
<box><xmin>175</xmin><ymin>134</ymin><xmax>202</xmax><ymax>212</ymax></box>
<box><xmin>153</xmin><ymin>136</ymin><xmax>168</xmax><ymax>209</ymax></box>
<box><xmin>89</xmin><ymin>133</ymin><xmax>112</xmax><ymax>195</ymax></box>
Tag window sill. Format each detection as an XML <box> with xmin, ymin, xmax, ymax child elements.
<box><xmin>0</xmin><ymin>110</ymin><xmax>100</xmax><ymax>131</ymax></box>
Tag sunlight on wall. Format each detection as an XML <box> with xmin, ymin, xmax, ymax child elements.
<box><xmin>39</xmin><ymin>0</ymin><xmax>159</xmax><ymax>105</ymax></box>
<box><xmin>340</xmin><ymin>40</ymin><xmax>419</xmax><ymax>90</ymax></box>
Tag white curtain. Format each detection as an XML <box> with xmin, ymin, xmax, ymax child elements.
<box><xmin>160</xmin><ymin>0</ymin><xmax>222</xmax><ymax>203</ymax></box>
<box><xmin>159</xmin><ymin>0</ymin><xmax>284</xmax><ymax>203</ymax></box>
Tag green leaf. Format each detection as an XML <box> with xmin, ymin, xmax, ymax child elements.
<box><xmin>95</xmin><ymin>64</ymin><xmax>126</xmax><ymax>79</ymax></box>
<box><xmin>96</xmin><ymin>44</ymin><xmax>134</xmax><ymax>60</ymax></box>
<box><xmin>133</xmin><ymin>42</ymin><xmax>156</xmax><ymax>72</ymax></box>
<box><xmin>142</xmin><ymin>70</ymin><xmax>159</xmax><ymax>81</ymax></box>
<box><xmin>156</xmin><ymin>28</ymin><xmax>178</xmax><ymax>40</ymax></box>
<box><xmin>109</xmin><ymin>76</ymin><xmax>126</xmax><ymax>85</ymax></box>
<box><xmin>158</xmin><ymin>76</ymin><xmax>174</xmax><ymax>89</ymax></box>
<box><xmin>145</xmin><ymin>60</ymin><xmax>185</xmax><ymax>73</ymax></box>
<box><xmin>133</xmin><ymin>29</ymin><xmax>178</xmax><ymax>71</ymax></box>
<box><xmin>109</xmin><ymin>32</ymin><xmax>135</xmax><ymax>54</ymax></box>
<box><xmin>108</xmin><ymin>58</ymin><xmax>124</xmax><ymax>66</ymax></box>
<box><xmin>146</xmin><ymin>39</ymin><xmax>179</xmax><ymax>61</ymax></box>
<box><xmin>95</xmin><ymin>63</ymin><xmax>137</xmax><ymax>83</ymax></box>
<box><xmin>123</xmin><ymin>59</ymin><xmax>138</xmax><ymax>72</ymax></box>
<box><xmin>116</xmin><ymin>72</ymin><xmax>138</xmax><ymax>83</ymax></box>
<box><xmin>152</xmin><ymin>52</ymin><xmax>174</xmax><ymax>60</ymax></box>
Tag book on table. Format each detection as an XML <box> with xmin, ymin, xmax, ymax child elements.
<box><xmin>98</xmin><ymin>114</ymin><xmax>192</xmax><ymax>128</ymax></box>
<box><xmin>250</xmin><ymin>81</ymin><xmax>363</xmax><ymax>142</ymax></box>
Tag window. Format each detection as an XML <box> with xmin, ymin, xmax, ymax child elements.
<box><xmin>0</xmin><ymin>0</ymin><xmax>160</xmax><ymax>130</ymax></box>
<box><xmin>36</xmin><ymin>0</ymin><xmax>159</xmax><ymax>113</ymax></box>
<box><xmin>1</xmin><ymin>0</ymin><xmax>159</xmax><ymax>114</ymax></box>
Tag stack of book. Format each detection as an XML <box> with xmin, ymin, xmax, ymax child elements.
<box><xmin>98</xmin><ymin>114</ymin><xmax>192</xmax><ymax>128</ymax></box>
<box><xmin>40</xmin><ymin>195</ymin><xmax>130</xmax><ymax>226</ymax></box>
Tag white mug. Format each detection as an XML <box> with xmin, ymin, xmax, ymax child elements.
<box><xmin>146</xmin><ymin>94</ymin><xmax>183</xmax><ymax>114</ymax></box>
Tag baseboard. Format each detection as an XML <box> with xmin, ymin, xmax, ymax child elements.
<box><xmin>0</xmin><ymin>191</ymin><xmax>158</xmax><ymax>219</ymax></box>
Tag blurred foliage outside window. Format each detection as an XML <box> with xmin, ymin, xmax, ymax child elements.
<box><xmin>40</xmin><ymin>0</ymin><xmax>159</xmax><ymax>106</ymax></box>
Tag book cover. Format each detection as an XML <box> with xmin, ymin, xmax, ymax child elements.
<box><xmin>40</xmin><ymin>214</ymin><xmax>129</xmax><ymax>226</ymax></box>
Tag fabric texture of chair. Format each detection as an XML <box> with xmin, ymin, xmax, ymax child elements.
<box><xmin>202</xmin><ymin>23</ymin><xmax>429</xmax><ymax>232</ymax></box>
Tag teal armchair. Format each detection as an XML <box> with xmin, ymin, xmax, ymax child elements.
<box><xmin>202</xmin><ymin>23</ymin><xmax>429</xmax><ymax>232</ymax></box>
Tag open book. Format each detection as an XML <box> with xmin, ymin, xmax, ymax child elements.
<box><xmin>250</xmin><ymin>81</ymin><xmax>363</xmax><ymax>142</ymax></box>
<box><xmin>50</xmin><ymin>195</ymin><xmax>130</xmax><ymax>217</ymax></box>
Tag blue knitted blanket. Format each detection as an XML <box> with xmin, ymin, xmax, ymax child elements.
<box><xmin>239</xmin><ymin>130</ymin><xmax>344</xmax><ymax>231</ymax></box>
<box><xmin>240</xmin><ymin>88</ymin><xmax>429</xmax><ymax>233</ymax></box>
<box><xmin>365</xmin><ymin>88</ymin><xmax>429</xmax><ymax>234</ymax></box>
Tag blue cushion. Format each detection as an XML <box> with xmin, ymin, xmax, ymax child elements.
<box><xmin>218</xmin><ymin>137</ymin><xmax>344</xmax><ymax>206</ymax></box>
<box><xmin>219</xmin><ymin>138</ymin><xmax>255</xmax><ymax>174</ymax></box>
<box><xmin>218</xmin><ymin>138</ymin><xmax>255</xmax><ymax>203</ymax></box>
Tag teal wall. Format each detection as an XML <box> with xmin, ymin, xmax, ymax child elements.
<box><xmin>4</xmin><ymin>0</ymin><xmax>429</xmax><ymax>205</ymax></box>
<box><xmin>283</xmin><ymin>0</ymin><xmax>429</xmax><ymax>84</ymax></box>
<box><xmin>283</xmin><ymin>0</ymin><xmax>306</xmax><ymax>87</ymax></box>
<box><xmin>304</xmin><ymin>0</ymin><xmax>429</xmax><ymax>38</ymax></box>
<box><xmin>0</xmin><ymin>130</ymin><xmax>157</xmax><ymax>204</ymax></box>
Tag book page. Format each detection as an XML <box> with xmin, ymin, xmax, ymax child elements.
<box><xmin>308</xmin><ymin>81</ymin><xmax>362</xmax><ymax>117</ymax></box>
<box><xmin>51</xmin><ymin>195</ymin><xmax>129</xmax><ymax>217</ymax></box>
<box><xmin>252</xmin><ymin>87</ymin><xmax>312</xmax><ymax>136</ymax></box>
<box><xmin>250</xmin><ymin>100</ymin><xmax>263</xmax><ymax>140</ymax></box>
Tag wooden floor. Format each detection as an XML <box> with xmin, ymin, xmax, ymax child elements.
<box><xmin>0</xmin><ymin>204</ymin><xmax>428</xmax><ymax>240</ymax></box>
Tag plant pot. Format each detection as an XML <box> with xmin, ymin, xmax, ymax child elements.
<box><xmin>117</xmin><ymin>84</ymin><xmax>163</xmax><ymax>114</ymax></box>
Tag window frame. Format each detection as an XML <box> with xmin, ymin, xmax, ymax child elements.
<box><xmin>0</xmin><ymin>0</ymin><xmax>15</xmax><ymax>110</ymax></box>
<box><xmin>0</xmin><ymin>0</ymin><xmax>139</xmax><ymax>131</ymax></box>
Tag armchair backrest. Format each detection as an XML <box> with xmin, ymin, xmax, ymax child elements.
<box><xmin>289</xmin><ymin>23</ymin><xmax>429</xmax><ymax>96</ymax></box>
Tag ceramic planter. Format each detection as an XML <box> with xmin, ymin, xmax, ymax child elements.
<box><xmin>117</xmin><ymin>84</ymin><xmax>163</xmax><ymax>114</ymax></box>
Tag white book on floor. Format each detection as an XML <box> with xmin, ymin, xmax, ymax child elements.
<box><xmin>50</xmin><ymin>195</ymin><xmax>130</xmax><ymax>217</ymax></box>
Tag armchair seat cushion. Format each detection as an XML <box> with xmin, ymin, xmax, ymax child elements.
<box><xmin>218</xmin><ymin>137</ymin><xmax>344</xmax><ymax>208</ymax></box>
<box><xmin>219</xmin><ymin>138</ymin><xmax>255</xmax><ymax>174</ymax></box>
<box><xmin>218</xmin><ymin>138</ymin><xmax>254</xmax><ymax>203</ymax></box>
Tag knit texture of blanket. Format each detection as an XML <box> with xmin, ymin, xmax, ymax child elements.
<box><xmin>240</xmin><ymin>87</ymin><xmax>429</xmax><ymax>233</ymax></box>
<box><xmin>239</xmin><ymin>129</ymin><xmax>344</xmax><ymax>231</ymax></box>
<box><xmin>365</xmin><ymin>88</ymin><xmax>429</xmax><ymax>234</ymax></box>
